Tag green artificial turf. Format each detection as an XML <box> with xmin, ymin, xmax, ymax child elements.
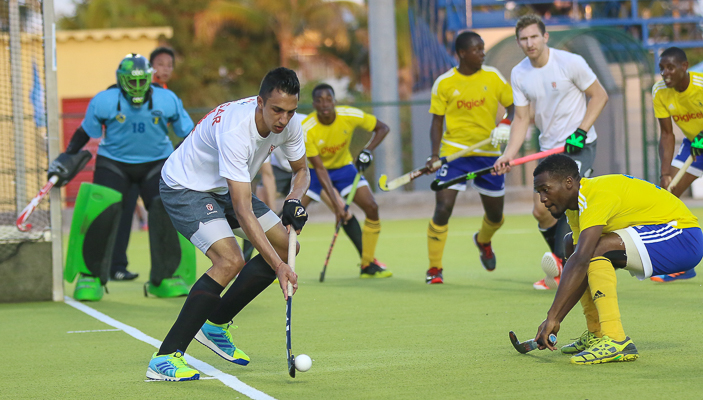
<box><xmin>2</xmin><ymin>212</ymin><xmax>703</xmax><ymax>399</ymax></box>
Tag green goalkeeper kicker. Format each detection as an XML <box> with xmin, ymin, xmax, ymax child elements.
<box><xmin>175</xmin><ymin>233</ymin><xmax>196</xmax><ymax>285</ymax></box>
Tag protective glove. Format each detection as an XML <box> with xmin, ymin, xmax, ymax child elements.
<box><xmin>281</xmin><ymin>199</ymin><xmax>308</xmax><ymax>232</ymax></box>
<box><xmin>490</xmin><ymin>119</ymin><xmax>511</xmax><ymax>147</ymax></box>
<box><xmin>565</xmin><ymin>128</ymin><xmax>587</xmax><ymax>154</ymax></box>
<box><xmin>691</xmin><ymin>132</ymin><xmax>703</xmax><ymax>158</ymax></box>
<box><xmin>355</xmin><ymin>149</ymin><xmax>373</xmax><ymax>171</ymax></box>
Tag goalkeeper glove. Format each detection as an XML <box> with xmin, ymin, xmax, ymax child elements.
<box><xmin>565</xmin><ymin>128</ymin><xmax>587</xmax><ymax>154</ymax></box>
<box><xmin>691</xmin><ymin>133</ymin><xmax>703</xmax><ymax>158</ymax></box>
<box><xmin>490</xmin><ymin>119</ymin><xmax>511</xmax><ymax>147</ymax></box>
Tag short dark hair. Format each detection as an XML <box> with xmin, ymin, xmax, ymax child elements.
<box><xmin>661</xmin><ymin>47</ymin><xmax>688</xmax><ymax>64</ymax></box>
<box><xmin>259</xmin><ymin>67</ymin><xmax>300</xmax><ymax>101</ymax></box>
<box><xmin>533</xmin><ymin>154</ymin><xmax>580</xmax><ymax>180</ymax></box>
<box><xmin>312</xmin><ymin>83</ymin><xmax>335</xmax><ymax>99</ymax></box>
<box><xmin>516</xmin><ymin>14</ymin><xmax>546</xmax><ymax>38</ymax></box>
<box><xmin>455</xmin><ymin>31</ymin><xmax>481</xmax><ymax>55</ymax></box>
<box><xmin>149</xmin><ymin>47</ymin><xmax>175</xmax><ymax>64</ymax></box>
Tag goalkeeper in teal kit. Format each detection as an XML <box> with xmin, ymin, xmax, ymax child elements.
<box><xmin>50</xmin><ymin>53</ymin><xmax>195</xmax><ymax>301</ymax></box>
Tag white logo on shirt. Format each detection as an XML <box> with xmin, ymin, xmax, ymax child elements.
<box><xmin>453</xmin><ymin>89</ymin><xmax>461</xmax><ymax>96</ymax></box>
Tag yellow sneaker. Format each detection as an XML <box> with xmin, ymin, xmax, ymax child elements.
<box><xmin>360</xmin><ymin>261</ymin><xmax>393</xmax><ymax>279</ymax></box>
<box><xmin>570</xmin><ymin>336</ymin><xmax>639</xmax><ymax>365</ymax></box>
<box><xmin>561</xmin><ymin>330</ymin><xmax>599</xmax><ymax>354</ymax></box>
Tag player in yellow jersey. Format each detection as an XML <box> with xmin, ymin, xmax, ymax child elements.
<box><xmin>424</xmin><ymin>31</ymin><xmax>514</xmax><ymax>284</ymax></box>
<box><xmin>531</xmin><ymin>154</ymin><xmax>703</xmax><ymax>364</ymax></box>
<box><xmin>652</xmin><ymin>46</ymin><xmax>703</xmax><ymax>282</ymax></box>
<box><xmin>302</xmin><ymin>84</ymin><xmax>392</xmax><ymax>278</ymax></box>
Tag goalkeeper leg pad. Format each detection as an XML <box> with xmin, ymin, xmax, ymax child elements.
<box><xmin>65</xmin><ymin>183</ymin><xmax>123</xmax><ymax>286</ymax></box>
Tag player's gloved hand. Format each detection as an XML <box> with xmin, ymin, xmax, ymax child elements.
<box><xmin>490</xmin><ymin>119</ymin><xmax>511</xmax><ymax>147</ymax></box>
<box><xmin>355</xmin><ymin>149</ymin><xmax>373</xmax><ymax>171</ymax></box>
<box><xmin>565</xmin><ymin>128</ymin><xmax>587</xmax><ymax>154</ymax></box>
<box><xmin>47</xmin><ymin>150</ymin><xmax>92</xmax><ymax>187</ymax></box>
<box><xmin>282</xmin><ymin>199</ymin><xmax>308</xmax><ymax>233</ymax></box>
<box><xmin>691</xmin><ymin>132</ymin><xmax>703</xmax><ymax>158</ymax></box>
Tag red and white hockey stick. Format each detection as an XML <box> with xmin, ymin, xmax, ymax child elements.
<box><xmin>16</xmin><ymin>175</ymin><xmax>59</xmax><ymax>232</ymax></box>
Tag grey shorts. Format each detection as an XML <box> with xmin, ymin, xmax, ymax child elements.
<box><xmin>539</xmin><ymin>140</ymin><xmax>596</xmax><ymax>177</ymax></box>
<box><xmin>159</xmin><ymin>179</ymin><xmax>280</xmax><ymax>254</ymax></box>
<box><xmin>272</xmin><ymin>165</ymin><xmax>292</xmax><ymax>195</ymax></box>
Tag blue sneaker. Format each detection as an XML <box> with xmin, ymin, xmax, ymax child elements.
<box><xmin>650</xmin><ymin>269</ymin><xmax>696</xmax><ymax>282</ymax></box>
<box><xmin>146</xmin><ymin>351</ymin><xmax>200</xmax><ymax>381</ymax></box>
<box><xmin>194</xmin><ymin>321</ymin><xmax>250</xmax><ymax>365</ymax></box>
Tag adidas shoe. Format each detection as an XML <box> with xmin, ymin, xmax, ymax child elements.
<box><xmin>146</xmin><ymin>350</ymin><xmax>200</xmax><ymax>381</ymax></box>
<box><xmin>426</xmin><ymin>267</ymin><xmax>443</xmax><ymax>284</ymax></box>
<box><xmin>541</xmin><ymin>252</ymin><xmax>563</xmax><ymax>288</ymax></box>
<box><xmin>360</xmin><ymin>261</ymin><xmax>393</xmax><ymax>278</ymax></box>
<box><xmin>195</xmin><ymin>321</ymin><xmax>250</xmax><ymax>365</ymax></box>
<box><xmin>74</xmin><ymin>275</ymin><xmax>104</xmax><ymax>301</ymax></box>
<box><xmin>473</xmin><ymin>232</ymin><xmax>496</xmax><ymax>271</ymax></box>
<box><xmin>561</xmin><ymin>330</ymin><xmax>599</xmax><ymax>354</ymax></box>
<box><xmin>570</xmin><ymin>336</ymin><xmax>639</xmax><ymax>365</ymax></box>
<box><xmin>533</xmin><ymin>276</ymin><xmax>560</xmax><ymax>290</ymax></box>
<box><xmin>650</xmin><ymin>269</ymin><xmax>696</xmax><ymax>282</ymax></box>
<box><xmin>110</xmin><ymin>270</ymin><xmax>139</xmax><ymax>281</ymax></box>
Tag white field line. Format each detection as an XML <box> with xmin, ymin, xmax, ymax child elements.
<box><xmin>64</xmin><ymin>296</ymin><xmax>276</xmax><ymax>400</ymax></box>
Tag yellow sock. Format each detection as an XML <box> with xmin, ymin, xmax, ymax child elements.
<box><xmin>588</xmin><ymin>257</ymin><xmax>626</xmax><ymax>341</ymax></box>
<box><xmin>361</xmin><ymin>219</ymin><xmax>381</xmax><ymax>267</ymax></box>
<box><xmin>427</xmin><ymin>220</ymin><xmax>448</xmax><ymax>269</ymax></box>
<box><xmin>580</xmin><ymin>285</ymin><xmax>602</xmax><ymax>337</ymax></box>
<box><xmin>476</xmin><ymin>215</ymin><xmax>504</xmax><ymax>243</ymax></box>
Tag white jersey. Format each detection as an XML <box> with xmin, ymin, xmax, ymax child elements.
<box><xmin>162</xmin><ymin>96</ymin><xmax>306</xmax><ymax>194</ymax></box>
<box><xmin>511</xmin><ymin>47</ymin><xmax>598</xmax><ymax>151</ymax></box>
<box><xmin>270</xmin><ymin>147</ymin><xmax>292</xmax><ymax>173</ymax></box>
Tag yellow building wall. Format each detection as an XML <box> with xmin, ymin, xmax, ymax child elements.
<box><xmin>56</xmin><ymin>27</ymin><xmax>173</xmax><ymax>102</ymax></box>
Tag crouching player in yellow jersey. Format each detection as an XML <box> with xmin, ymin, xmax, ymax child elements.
<box><xmin>301</xmin><ymin>84</ymin><xmax>392</xmax><ymax>278</ymax></box>
<box><xmin>652</xmin><ymin>46</ymin><xmax>703</xmax><ymax>282</ymax></box>
<box><xmin>424</xmin><ymin>31</ymin><xmax>514</xmax><ymax>284</ymax></box>
<box><xmin>533</xmin><ymin>154</ymin><xmax>703</xmax><ymax>364</ymax></box>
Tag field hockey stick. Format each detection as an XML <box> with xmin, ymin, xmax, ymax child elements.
<box><xmin>509</xmin><ymin>331</ymin><xmax>557</xmax><ymax>354</ymax></box>
<box><xmin>430</xmin><ymin>146</ymin><xmax>565</xmax><ymax>191</ymax></box>
<box><xmin>320</xmin><ymin>172</ymin><xmax>362</xmax><ymax>282</ymax></box>
<box><xmin>286</xmin><ymin>227</ymin><xmax>297</xmax><ymax>378</ymax></box>
<box><xmin>378</xmin><ymin>138</ymin><xmax>492</xmax><ymax>191</ymax></box>
<box><xmin>16</xmin><ymin>175</ymin><xmax>59</xmax><ymax>232</ymax></box>
<box><xmin>668</xmin><ymin>155</ymin><xmax>693</xmax><ymax>191</ymax></box>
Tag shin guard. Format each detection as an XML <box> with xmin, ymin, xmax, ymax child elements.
<box><xmin>65</xmin><ymin>183</ymin><xmax>122</xmax><ymax>285</ymax></box>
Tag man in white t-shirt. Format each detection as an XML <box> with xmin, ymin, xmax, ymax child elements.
<box><xmin>145</xmin><ymin>67</ymin><xmax>311</xmax><ymax>382</ymax></box>
<box><xmin>494</xmin><ymin>14</ymin><xmax>609</xmax><ymax>290</ymax></box>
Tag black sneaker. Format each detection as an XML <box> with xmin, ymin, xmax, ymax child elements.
<box><xmin>360</xmin><ymin>262</ymin><xmax>393</xmax><ymax>279</ymax></box>
<box><xmin>473</xmin><ymin>232</ymin><xmax>496</xmax><ymax>271</ymax></box>
<box><xmin>111</xmin><ymin>270</ymin><xmax>139</xmax><ymax>281</ymax></box>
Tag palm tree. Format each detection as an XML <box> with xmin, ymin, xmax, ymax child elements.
<box><xmin>193</xmin><ymin>0</ymin><xmax>364</xmax><ymax>68</ymax></box>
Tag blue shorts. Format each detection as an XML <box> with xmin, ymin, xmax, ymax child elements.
<box><xmin>307</xmin><ymin>164</ymin><xmax>368</xmax><ymax>202</ymax></box>
<box><xmin>435</xmin><ymin>156</ymin><xmax>505</xmax><ymax>196</ymax></box>
<box><xmin>672</xmin><ymin>138</ymin><xmax>703</xmax><ymax>177</ymax></box>
<box><xmin>622</xmin><ymin>224</ymin><xmax>703</xmax><ymax>279</ymax></box>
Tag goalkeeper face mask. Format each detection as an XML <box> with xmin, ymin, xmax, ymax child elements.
<box><xmin>116</xmin><ymin>53</ymin><xmax>153</xmax><ymax>106</ymax></box>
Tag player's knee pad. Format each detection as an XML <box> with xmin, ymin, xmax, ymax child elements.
<box><xmin>65</xmin><ymin>183</ymin><xmax>123</xmax><ymax>285</ymax></box>
<box><xmin>148</xmin><ymin>197</ymin><xmax>196</xmax><ymax>286</ymax></box>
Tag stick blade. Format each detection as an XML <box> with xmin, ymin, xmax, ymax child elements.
<box><xmin>288</xmin><ymin>356</ymin><xmax>296</xmax><ymax>378</ymax></box>
<box><xmin>509</xmin><ymin>331</ymin><xmax>534</xmax><ymax>354</ymax></box>
<box><xmin>378</xmin><ymin>175</ymin><xmax>389</xmax><ymax>191</ymax></box>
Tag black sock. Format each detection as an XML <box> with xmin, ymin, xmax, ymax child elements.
<box><xmin>342</xmin><ymin>215</ymin><xmax>363</xmax><ymax>256</ymax></box>
<box><xmin>553</xmin><ymin>216</ymin><xmax>571</xmax><ymax>260</ymax></box>
<box><xmin>242</xmin><ymin>240</ymin><xmax>254</xmax><ymax>262</ymax></box>
<box><xmin>208</xmin><ymin>254</ymin><xmax>276</xmax><ymax>325</ymax></box>
<box><xmin>539</xmin><ymin>223</ymin><xmax>558</xmax><ymax>254</ymax></box>
<box><xmin>158</xmin><ymin>274</ymin><xmax>224</xmax><ymax>355</ymax></box>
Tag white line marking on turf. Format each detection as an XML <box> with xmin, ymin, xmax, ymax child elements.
<box><xmin>64</xmin><ymin>296</ymin><xmax>276</xmax><ymax>400</ymax></box>
<box><xmin>67</xmin><ymin>329</ymin><xmax>122</xmax><ymax>333</ymax></box>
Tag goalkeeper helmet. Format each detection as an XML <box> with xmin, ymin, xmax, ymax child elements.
<box><xmin>116</xmin><ymin>53</ymin><xmax>153</xmax><ymax>105</ymax></box>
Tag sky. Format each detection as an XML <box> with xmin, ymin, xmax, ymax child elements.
<box><xmin>53</xmin><ymin>0</ymin><xmax>76</xmax><ymax>17</ymax></box>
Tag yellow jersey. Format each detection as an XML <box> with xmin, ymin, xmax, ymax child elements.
<box><xmin>429</xmin><ymin>66</ymin><xmax>513</xmax><ymax>157</ymax></box>
<box><xmin>652</xmin><ymin>71</ymin><xmax>703</xmax><ymax>141</ymax></box>
<box><xmin>303</xmin><ymin>106</ymin><xmax>377</xmax><ymax>170</ymax></box>
<box><xmin>566</xmin><ymin>175</ymin><xmax>699</xmax><ymax>244</ymax></box>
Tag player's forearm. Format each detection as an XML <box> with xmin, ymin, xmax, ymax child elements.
<box><xmin>286</xmin><ymin>167</ymin><xmax>310</xmax><ymax>201</ymax></box>
<box><xmin>503</xmin><ymin>114</ymin><xmax>529</xmax><ymax>158</ymax></box>
<box><xmin>547</xmin><ymin>255</ymin><xmax>590</xmax><ymax>322</ymax></box>
<box><xmin>429</xmin><ymin>119</ymin><xmax>443</xmax><ymax>156</ymax></box>
<box><xmin>659</xmin><ymin>132</ymin><xmax>676</xmax><ymax>177</ymax></box>
<box><xmin>578</xmin><ymin>90</ymin><xmax>608</xmax><ymax>132</ymax></box>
